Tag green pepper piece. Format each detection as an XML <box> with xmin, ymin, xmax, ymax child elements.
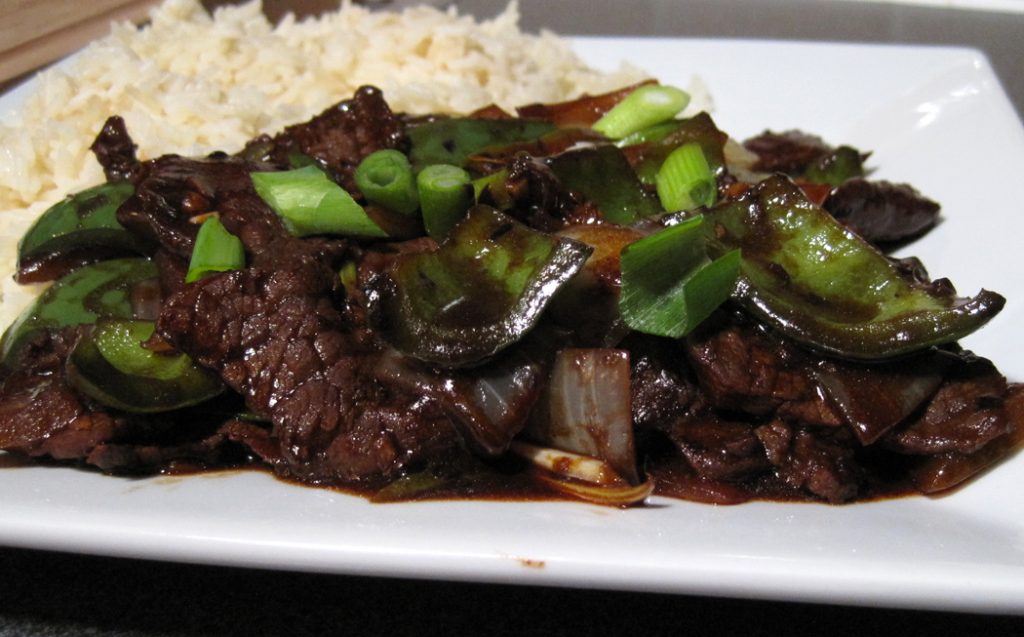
<box><xmin>1</xmin><ymin>258</ymin><xmax>158</xmax><ymax>367</ymax></box>
<box><xmin>548</xmin><ymin>145</ymin><xmax>661</xmax><ymax>224</ymax></box>
<box><xmin>371</xmin><ymin>470</ymin><xmax>451</xmax><ymax>503</ymax></box>
<box><xmin>407</xmin><ymin>118</ymin><xmax>555</xmax><ymax>172</ymax></box>
<box><xmin>802</xmin><ymin>145</ymin><xmax>865</xmax><ymax>186</ymax></box>
<box><xmin>464</xmin><ymin>128</ymin><xmax>604</xmax><ymax>172</ymax></box>
<box><xmin>66</xmin><ymin>319</ymin><xmax>223</xmax><ymax>413</ymax></box>
<box><xmin>615</xmin><ymin>120</ymin><xmax>684</xmax><ymax>148</ymax></box>
<box><xmin>703</xmin><ymin>175</ymin><xmax>1005</xmax><ymax>359</ymax></box>
<box><xmin>366</xmin><ymin>205</ymin><xmax>592</xmax><ymax>367</ymax></box>
<box><xmin>17</xmin><ymin>182</ymin><xmax>153</xmax><ymax>283</ymax></box>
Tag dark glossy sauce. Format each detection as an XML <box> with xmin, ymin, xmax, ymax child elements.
<box><xmin>157</xmin><ymin>448</ymin><xmax>920</xmax><ymax>507</ymax></box>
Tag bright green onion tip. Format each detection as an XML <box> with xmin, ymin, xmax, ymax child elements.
<box><xmin>655</xmin><ymin>142</ymin><xmax>716</xmax><ymax>212</ymax></box>
<box><xmin>418</xmin><ymin>164</ymin><xmax>472</xmax><ymax>240</ymax></box>
<box><xmin>618</xmin><ymin>216</ymin><xmax>739</xmax><ymax>339</ymax></box>
<box><xmin>185</xmin><ymin>216</ymin><xmax>245</xmax><ymax>283</ymax></box>
<box><xmin>354</xmin><ymin>149</ymin><xmax>419</xmax><ymax>216</ymax></box>
<box><xmin>592</xmin><ymin>84</ymin><xmax>691</xmax><ymax>140</ymax></box>
<box><xmin>251</xmin><ymin>165</ymin><xmax>387</xmax><ymax>238</ymax></box>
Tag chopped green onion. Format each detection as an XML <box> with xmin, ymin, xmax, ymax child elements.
<box><xmin>619</xmin><ymin>215</ymin><xmax>739</xmax><ymax>338</ymax></box>
<box><xmin>802</xmin><ymin>145</ymin><xmax>865</xmax><ymax>186</ymax></box>
<box><xmin>655</xmin><ymin>142</ymin><xmax>716</xmax><ymax>212</ymax></box>
<box><xmin>472</xmin><ymin>169</ymin><xmax>507</xmax><ymax>203</ymax></box>
<box><xmin>185</xmin><ymin>217</ymin><xmax>245</xmax><ymax>283</ymax></box>
<box><xmin>251</xmin><ymin>165</ymin><xmax>387</xmax><ymax>238</ymax></box>
<box><xmin>592</xmin><ymin>85</ymin><xmax>690</xmax><ymax>140</ymax></box>
<box><xmin>615</xmin><ymin>120</ymin><xmax>684</xmax><ymax>148</ymax></box>
<box><xmin>371</xmin><ymin>470</ymin><xmax>451</xmax><ymax>503</ymax></box>
<box><xmin>417</xmin><ymin>164</ymin><xmax>472</xmax><ymax>239</ymax></box>
<box><xmin>337</xmin><ymin>261</ymin><xmax>358</xmax><ymax>295</ymax></box>
<box><xmin>354</xmin><ymin>149</ymin><xmax>419</xmax><ymax>215</ymax></box>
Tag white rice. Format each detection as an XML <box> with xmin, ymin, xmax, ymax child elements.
<box><xmin>0</xmin><ymin>0</ymin><xmax>706</xmax><ymax>329</ymax></box>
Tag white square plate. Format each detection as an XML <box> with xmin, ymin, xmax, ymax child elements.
<box><xmin>1</xmin><ymin>38</ymin><xmax>1022</xmax><ymax>613</ymax></box>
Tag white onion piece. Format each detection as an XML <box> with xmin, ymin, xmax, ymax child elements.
<box><xmin>525</xmin><ymin>348</ymin><xmax>639</xmax><ymax>483</ymax></box>
<box><xmin>371</xmin><ymin>348</ymin><xmax>543</xmax><ymax>454</ymax></box>
<box><xmin>511</xmin><ymin>440</ymin><xmax>619</xmax><ymax>484</ymax></box>
<box><xmin>510</xmin><ymin>441</ymin><xmax>653</xmax><ymax>506</ymax></box>
<box><xmin>535</xmin><ymin>473</ymin><xmax>654</xmax><ymax>507</ymax></box>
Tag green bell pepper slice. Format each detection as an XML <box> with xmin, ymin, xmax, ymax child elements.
<box><xmin>366</xmin><ymin>205</ymin><xmax>592</xmax><ymax>367</ymax></box>
<box><xmin>407</xmin><ymin>118</ymin><xmax>555</xmax><ymax>172</ymax></box>
<box><xmin>703</xmin><ymin>175</ymin><xmax>1004</xmax><ymax>359</ymax></box>
<box><xmin>66</xmin><ymin>319</ymin><xmax>224</xmax><ymax>413</ymax></box>
<box><xmin>548</xmin><ymin>145</ymin><xmax>661</xmax><ymax>224</ymax></box>
<box><xmin>16</xmin><ymin>182</ymin><xmax>153</xmax><ymax>283</ymax></box>
<box><xmin>1</xmin><ymin>258</ymin><xmax>158</xmax><ymax>368</ymax></box>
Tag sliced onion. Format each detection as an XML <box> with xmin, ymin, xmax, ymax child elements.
<box><xmin>371</xmin><ymin>347</ymin><xmax>544</xmax><ymax>455</ymax></box>
<box><xmin>535</xmin><ymin>474</ymin><xmax>654</xmax><ymax>507</ymax></box>
<box><xmin>524</xmin><ymin>348</ymin><xmax>640</xmax><ymax>483</ymax></box>
<box><xmin>510</xmin><ymin>441</ymin><xmax>653</xmax><ymax>507</ymax></box>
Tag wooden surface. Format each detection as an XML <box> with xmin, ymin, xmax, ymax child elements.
<box><xmin>0</xmin><ymin>0</ymin><xmax>159</xmax><ymax>85</ymax></box>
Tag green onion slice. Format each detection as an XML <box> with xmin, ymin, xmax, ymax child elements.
<box><xmin>472</xmin><ymin>169</ymin><xmax>507</xmax><ymax>204</ymax></box>
<box><xmin>251</xmin><ymin>165</ymin><xmax>387</xmax><ymax>238</ymax></box>
<box><xmin>354</xmin><ymin>149</ymin><xmax>419</xmax><ymax>215</ymax></box>
<box><xmin>614</xmin><ymin>120</ymin><xmax>684</xmax><ymax>148</ymax></box>
<box><xmin>185</xmin><ymin>217</ymin><xmax>245</xmax><ymax>283</ymax></box>
<box><xmin>619</xmin><ymin>215</ymin><xmax>739</xmax><ymax>338</ymax></box>
<box><xmin>418</xmin><ymin>164</ymin><xmax>473</xmax><ymax>240</ymax></box>
<box><xmin>655</xmin><ymin>142</ymin><xmax>716</xmax><ymax>212</ymax></box>
<box><xmin>592</xmin><ymin>85</ymin><xmax>690</xmax><ymax>140</ymax></box>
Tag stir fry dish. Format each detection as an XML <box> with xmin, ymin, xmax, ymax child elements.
<box><xmin>0</xmin><ymin>82</ymin><xmax>1020</xmax><ymax>506</ymax></box>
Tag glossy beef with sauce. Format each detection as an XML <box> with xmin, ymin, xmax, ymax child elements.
<box><xmin>0</xmin><ymin>84</ymin><xmax>1019</xmax><ymax>505</ymax></box>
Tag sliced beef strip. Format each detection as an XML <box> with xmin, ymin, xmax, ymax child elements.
<box><xmin>907</xmin><ymin>384</ymin><xmax>1023</xmax><ymax>493</ymax></box>
<box><xmin>115</xmin><ymin>150</ymin><xmax>340</xmax><ymax>280</ymax></box>
<box><xmin>0</xmin><ymin>328</ymin><xmax>243</xmax><ymax>472</ymax></box>
<box><xmin>684</xmin><ymin>315</ymin><xmax>843</xmax><ymax>427</ymax></box>
<box><xmin>626</xmin><ymin>334</ymin><xmax>699</xmax><ymax>431</ymax></box>
<box><xmin>0</xmin><ymin>329</ymin><xmax>123</xmax><ymax>460</ymax></box>
<box><xmin>240</xmin><ymin>85</ymin><xmax>407</xmax><ymax>195</ymax></box>
<box><xmin>156</xmin><ymin>253</ymin><xmax>461</xmax><ymax>483</ymax></box>
<box><xmin>824</xmin><ymin>178</ymin><xmax>940</xmax><ymax>245</ymax></box>
<box><xmin>220</xmin><ymin>419</ymin><xmax>282</xmax><ymax>464</ymax></box>
<box><xmin>90</xmin><ymin>115</ymin><xmax>140</xmax><ymax>183</ymax></box>
<box><xmin>755</xmin><ymin>420</ymin><xmax>862</xmax><ymax>502</ymax></box>
<box><xmin>117</xmin><ymin>154</ymin><xmax>259</xmax><ymax>258</ymax></box>
<box><xmin>885</xmin><ymin>354</ymin><xmax>1011</xmax><ymax>455</ymax></box>
<box><xmin>496</xmin><ymin>153</ymin><xmax>603</xmax><ymax>232</ymax></box>
<box><xmin>668</xmin><ymin>415</ymin><xmax>770</xmax><ymax>481</ymax></box>
<box><xmin>742</xmin><ymin>130</ymin><xmax>834</xmax><ymax>174</ymax></box>
<box><xmin>85</xmin><ymin>431</ymin><xmax>230</xmax><ymax>473</ymax></box>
